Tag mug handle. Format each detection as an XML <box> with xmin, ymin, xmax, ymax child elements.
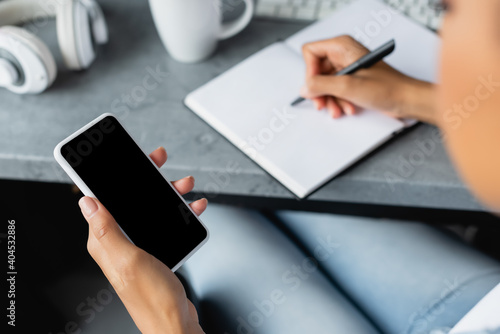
<box><xmin>218</xmin><ymin>0</ymin><xmax>254</xmax><ymax>40</ymax></box>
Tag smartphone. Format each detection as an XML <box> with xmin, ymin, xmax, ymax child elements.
<box><xmin>54</xmin><ymin>113</ymin><xmax>209</xmax><ymax>271</ymax></box>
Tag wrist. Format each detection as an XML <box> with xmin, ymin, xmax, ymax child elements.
<box><xmin>398</xmin><ymin>78</ymin><xmax>437</xmax><ymax>124</ymax></box>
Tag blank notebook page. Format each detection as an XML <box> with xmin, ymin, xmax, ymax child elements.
<box><xmin>186</xmin><ymin>42</ymin><xmax>404</xmax><ymax>198</ymax></box>
<box><xmin>185</xmin><ymin>0</ymin><xmax>440</xmax><ymax>198</ymax></box>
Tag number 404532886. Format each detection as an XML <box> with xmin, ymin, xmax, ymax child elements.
<box><xmin>7</xmin><ymin>219</ymin><xmax>15</xmax><ymax>271</ymax></box>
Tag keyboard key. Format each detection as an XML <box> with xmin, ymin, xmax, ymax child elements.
<box><xmin>262</xmin><ymin>0</ymin><xmax>290</xmax><ymax>4</ymax></box>
<box><xmin>295</xmin><ymin>7</ymin><xmax>317</xmax><ymax>20</ymax></box>
<box><xmin>409</xmin><ymin>6</ymin><xmax>428</xmax><ymax>25</ymax></box>
<box><xmin>387</xmin><ymin>0</ymin><xmax>405</xmax><ymax>12</ymax></box>
<box><xmin>317</xmin><ymin>8</ymin><xmax>336</xmax><ymax>19</ymax></box>
<box><xmin>255</xmin><ymin>3</ymin><xmax>277</xmax><ymax>16</ymax></box>
<box><xmin>416</xmin><ymin>0</ymin><xmax>430</xmax><ymax>6</ymax></box>
<box><xmin>319</xmin><ymin>0</ymin><xmax>333</xmax><ymax>11</ymax></box>
<box><xmin>277</xmin><ymin>6</ymin><xmax>295</xmax><ymax>18</ymax></box>
<box><xmin>254</xmin><ymin>0</ymin><xmax>442</xmax><ymax>30</ymax></box>
<box><xmin>428</xmin><ymin>14</ymin><xmax>443</xmax><ymax>30</ymax></box>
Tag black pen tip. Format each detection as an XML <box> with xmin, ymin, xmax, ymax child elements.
<box><xmin>291</xmin><ymin>97</ymin><xmax>305</xmax><ymax>106</ymax></box>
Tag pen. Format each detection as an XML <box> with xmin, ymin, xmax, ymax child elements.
<box><xmin>291</xmin><ymin>39</ymin><xmax>396</xmax><ymax>107</ymax></box>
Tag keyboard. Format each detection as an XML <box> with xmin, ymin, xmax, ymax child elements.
<box><xmin>255</xmin><ymin>0</ymin><xmax>443</xmax><ymax>31</ymax></box>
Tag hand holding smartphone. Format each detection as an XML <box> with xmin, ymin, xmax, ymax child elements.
<box><xmin>54</xmin><ymin>113</ymin><xmax>209</xmax><ymax>271</ymax></box>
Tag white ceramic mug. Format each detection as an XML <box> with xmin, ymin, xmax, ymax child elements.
<box><xmin>149</xmin><ymin>0</ymin><xmax>254</xmax><ymax>63</ymax></box>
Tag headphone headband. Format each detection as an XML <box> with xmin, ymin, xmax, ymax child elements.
<box><xmin>0</xmin><ymin>0</ymin><xmax>108</xmax><ymax>93</ymax></box>
<box><xmin>0</xmin><ymin>0</ymin><xmax>58</xmax><ymax>26</ymax></box>
<box><xmin>0</xmin><ymin>0</ymin><xmax>108</xmax><ymax>46</ymax></box>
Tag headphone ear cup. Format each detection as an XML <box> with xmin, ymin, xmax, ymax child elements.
<box><xmin>80</xmin><ymin>0</ymin><xmax>109</xmax><ymax>44</ymax></box>
<box><xmin>0</xmin><ymin>26</ymin><xmax>57</xmax><ymax>94</ymax></box>
<box><xmin>80</xmin><ymin>0</ymin><xmax>108</xmax><ymax>45</ymax></box>
<box><xmin>57</xmin><ymin>0</ymin><xmax>95</xmax><ymax>70</ymax></box>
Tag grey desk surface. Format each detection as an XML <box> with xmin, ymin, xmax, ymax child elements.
<box><xmin>0</xmin><ymin>0</ymin><xmax>485</xmax><ymax>213</ymax></box>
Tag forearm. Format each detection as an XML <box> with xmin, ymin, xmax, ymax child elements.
<box><xmin>398</xmin><ymin>78</ymin><xmax>438</xmax><ymax>125</ymax></box>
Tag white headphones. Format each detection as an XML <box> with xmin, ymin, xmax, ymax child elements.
<box><xmin>0</xmin><ymin>0</ymin><xmax>108</xmax><ymax>94</ymax></box>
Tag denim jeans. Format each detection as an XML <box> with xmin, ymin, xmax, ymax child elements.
<box><xmin>183</xmin><ymin>204</ymin><xmax>500</xmax><ymax>334</ymax></box>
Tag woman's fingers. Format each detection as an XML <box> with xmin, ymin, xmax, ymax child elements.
<box><xmin>337</xmin><ymin>98</ymin><xmax>357</xmax><ymax>116</ymax></box>
<box><xmin>313</xmin><ymin>96</ymin><xmax>326</xmax><ymax>110</ymax></box>
<box><xmin>148</xmin><ymin>147</ymin><xmax>206</xmax><ymax>215</ymax></box>
<box><xmin>326</xmin><ymin>96</ymin><xmax>343</xmax><ymax>118</ymax></box>
<box><xmin>303</xmin><ymin>74</ymin><xmax>355</xmax><ymax>100</ymax></box>
<box><xmin>312</xmin><ymin>93</ymin><xmax>356</xmax><ymax>119</ymax></box>
<box><xmin>171</xmin><ymin>176</ymin><xmax>207</xmax><ymax>216</ymax></box>
<box><xmin>300</xmin><ymin>35</ymin><xmax>376</xmax><ymax>118</ymax></box>
<box><xmin>79</xmin><ymin>197</ymin><xmax>138</xmax><ymax>288</ymax></box>
<box><xmin>302</xmin><ymin>35</ymin><xmax>369</xmax><ymax>77</ymax></box>
<box><xmin>311</xmin><ymin>94</ymin><xmax>357</xmax><ymax>119</ymax></box>
<box><xmin>172</xmin><ymin>176</ymin><xmax>195</xmax><ymax>196</ymax></box>
<box><xmin>149</xmin><ymin>147</ymin><xmax>195</xmax><ymax>196</ymax></box>
<box><xmin>189</xmin><ymin>198</ymin><xmax>208</xmax><ymax>216</ymax></box>
<box><xmin>301</xmin><ymin>36</ymin><xmax>379</xmax><ymax>115</ymax></box>
<box><xmin>149</xmin><ymin>146</ymin><xmax>168</xmax><ymax>168</ymax></box>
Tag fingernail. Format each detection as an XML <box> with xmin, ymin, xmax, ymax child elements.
<box><xmin>79</xmin><ymin>197</ymin><xmax>98</xmax><ymax>219</ymax></box>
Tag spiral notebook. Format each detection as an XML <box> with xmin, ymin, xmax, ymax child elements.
<box><xmin>185</xmin><ymin>0</ymin><xmax>440</xmax><ymax>198</ymax></box>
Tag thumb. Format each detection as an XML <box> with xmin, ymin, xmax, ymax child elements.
<box><xmin>301</xmin><ymin>75</ymin><xmax>357</xmax><ymax>100</ymax></box>
<box><xmin>79</xmin><ymin>196</ymin><xmax>134</xmax><ymax>265</ymax></box>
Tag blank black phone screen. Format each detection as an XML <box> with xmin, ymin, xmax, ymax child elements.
<box><xmin>60</xmin><ymin>115</ymin><xmax>207</xmax><ymax>269</ymax></box>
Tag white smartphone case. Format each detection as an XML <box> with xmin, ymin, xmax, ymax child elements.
<box><xmin>53</xmin><ymin>113</ymin><xmax>209</xmax><ymax>272</ymax></box>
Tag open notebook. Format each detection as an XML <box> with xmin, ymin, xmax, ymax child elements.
<box><xmin>185</xmin><ymin>0</ymin><xmax>440</xmax><ymax>198</ymax></box>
